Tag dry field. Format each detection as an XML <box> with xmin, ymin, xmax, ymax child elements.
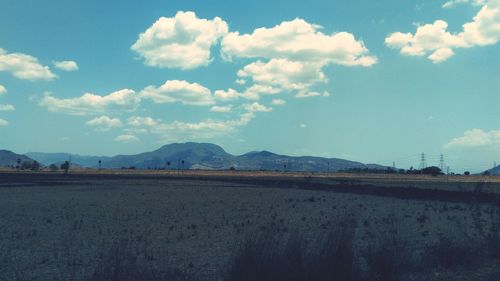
<box><xmin>0</xmin><ymin>171</ymin><xmax>499</xmax><ymax>281</ymax></box>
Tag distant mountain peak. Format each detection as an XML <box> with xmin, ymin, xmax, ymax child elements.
<box><xmin>244</xmin><ymin>150</ymin><xmax>278</xmax><ymax>157</ymax></box>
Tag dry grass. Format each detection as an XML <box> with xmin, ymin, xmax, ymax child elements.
<box><xmin>0</xmin><ymin>174</ymin><xmax>499</xmax><ymax>280</ymax></box>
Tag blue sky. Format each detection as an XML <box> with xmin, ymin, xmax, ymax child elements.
<box><xmin>0</xmin><ymin>0</ymin><xmax>499</xmax><ymax>172</ymax></box>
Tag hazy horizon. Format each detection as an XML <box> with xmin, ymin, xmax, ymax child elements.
<box><xmin>0</xmin><ymin>0</ymin><xmax>499</xmax><ymax>173</ymax></box>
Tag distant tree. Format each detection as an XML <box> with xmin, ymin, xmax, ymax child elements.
<box><xmin>386</xmin><ymin>167</ymin><xmax>396</xmax><ymax>174</ymax></box>
<box><xmin>181</xmin><ymin>160</ymin><xmax>185</xmax><ymax>170</ymax></box>
<box><xmin>16</xmin><ymin>158</ymin><xmax>21</xmax><ymax>172</ymax></box>
<box><xmin>464</xmin><ymin>171</ymin><xmax>470</xmax><ymax>176</ymax></box>
<box><xmin>49</xmin><ymin>164</ymin><xmax>58</xmax><ymax>172</ymax></box>
<box><xmin>98</xmin><ymin>160</ymin><xmax>102</xmax><ymax>170</ymax></box>
<box><xmin>21</xmin><ymin>161</ymin><xmax>32</xmax><ymax>170</ymax></box>
<box><xmin>482</xmin><ymin>171</ymin><xmax>491</xmax><ymax>176</ymax></box>
<box><xmin>229</xmin><ymin>166</ymin><xmax>236</xmax><ymax>171</ymax></box>
<box><xmin>61</xmin><ymin>161</ymin><xmax>70</xmax><ymax>174</ymax></box>
<box><xmin>166</xmin><ymin>161</ymin><xmax>171</xmax><ymax>170</ymax></box>
<box><xmin>31</xmin><ymin>161</ymin><xmax>41</xmax><ymax>171</ymax></box>
<box><xmin>422</xmin><ymin>166</ymin><xmax>442</xmax><ymax>176</ymax></box>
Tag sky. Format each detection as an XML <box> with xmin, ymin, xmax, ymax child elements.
<box><xmin>0</xmin><ymin>0</ymin><xmax>499</xmax><ymax>173</ymax></box>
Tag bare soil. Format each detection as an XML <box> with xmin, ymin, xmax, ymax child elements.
<box><xmin>0</xmin><ymin>171</ymin><xmax>499</xmax><ymax>280</ymax></box>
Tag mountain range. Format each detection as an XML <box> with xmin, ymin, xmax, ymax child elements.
<box><xmin>0</xmin><ymin>150</ymin><xmax>35</xmax><ymax>167</ymax></box>
<box><xmin>20</xmin><ymin>142</ymin><xmax>387</xmax><ymax>172</ymax></box>
<box><xmin>486</xmin><ymin>165</ymin><xmax>500</xmax><ymax>176</ymax></box>
<box><xmin>1</xmin><ymin>143</ymin><xmax>497</xmax><ymax>174</ymax></box>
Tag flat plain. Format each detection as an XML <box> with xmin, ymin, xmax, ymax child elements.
<box><xmin>0</xmin><ymin>171</ymin><xmax>499</xmax><ymax>281</ymax></box>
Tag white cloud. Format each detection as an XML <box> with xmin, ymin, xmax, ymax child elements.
<box><xmin>53</xmin><ymin>60</ymin><xmax>79</xmax><ymax>71</ymax></box>
<box><xmin>0</xmin><ymin>104</ymin><xmax>15</xmax><ymax>111</ymax></box>
<box><xmin>295</xmin><ymin>90</ymin><xmax>330</xmax><ymax>98</ymax></box>
<box><xmin>271</xmin><ymin>99</ymin><xmax>286</xmax><ymax>105</ymax></box>
<box><xmin>221</xmin><ymin>18</ymin><xmax>377</xmax><ymax>67</ymax></box>
<box><xmin>242</xmin><ymin>84</ymin><xmax>282</xmax><ymax>100</ymax></box>
<box><xmin>237</xmin><ymin>59</ymin><xmax>327</xmax><ymax>91</ymax></box>
<box><xmin>86</xmin><ymin>116</ymin><xmax>123</xmax><ymax>131</ymax></box>
<box><xmin>210</xmin><ymin>105</ymin><xmax>232</xmax><ymax>112</ymax></box>
<box><xmin>299</xmin><ymin>124</ymin><xmax>307</xmax><ymax>128</ymax></box>
<box><xmin>115</xmin><ymin>134</ymin><xmax>140</xmax><ymax>143</ymax></box>
<box><xmin>235</xmin><ymin>79</ymin><xmax>246</xmax><ymax>85</ymax></box>
<box><xmin>445</xmin><ymin>129</ymin><xmax>500</xmax><ymax>148</ymax></box>
<box><xmin>140</xmin><ymin>80</ymin><xmax>214</xmax><ymax>106</ymax></box>
<box><xmin>215</xmin><ymin>85</ymin><xmax>283</xmax><ymax>101</ymax></box>
<box><xmin>131</xmin><ymin>11</ymin><xmax>228</xmax><ymax>70</ymax></box>
<box><xmin>386</xmin><ymin>0</ymin><xmax>500</xmax><ymax>62</ymax></box>
<box><xmin>0</xmin><ymin>85</ymin><xmax>6</xmax><ymax>95</ymax></box>
<box><xmin>128</xmin><ymin>116</ymin><xmax>159</xmax><ymax>127</ymax></box>
<box><xmin>243</xmin><ymin>102</ymin><xmax>273</xmax><ymax>112</ymax></box>
<box><xmin>125</xmin><ymin>112</ymin><xmax>256</xmax><ymax>142</ymax></box>
<box><xmin>0</xmin><ymin>48</ymin><xmax>56</xmax><ymax>81</ymax></box>
<box><xmin>214</xmin><ymin>88</ymin><xmax>241</xmax><ymax>101</ymax></box>
<box><xmin>442</xmin><ymin>0</ymin><xmax>484</xmax><ymax>8</ymax></box>
<box><xmin>296</xmin><ymin>91</ymin><xmax>320</xmax><ymax>98</ymax></box>
<box><xmin>0</xmin><ymin>118</ymin><xmax>8</xmax><ymax>126</ymax></box>
<box><xmin>222</xmin><ymin>19</ymin><xmax>375</xmax><ymax>100</ymax></box>
<box><xmin>40</xmin><ymin>89</ymin><xmax>139</xmax><ymax>115</ymax></box>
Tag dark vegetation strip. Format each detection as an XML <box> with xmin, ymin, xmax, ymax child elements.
<box><xmin>68</xmin><ymin>214</ymin><xmax>500</xmax><ymax>281</ymax></box>
<box><xmin>0</xmin><ymin>172</ymin><xmax>499</xmax><ymax>206</ymax></box>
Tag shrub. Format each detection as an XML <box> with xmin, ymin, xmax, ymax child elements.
<box><xmin>90</xmin><ymin>239</ymin><xmax>194</xmax><ymax>281</ymax></box>
<box><xmin>225</xmin><ymin>215</ymin><xmax>360</xmax><ymax>281</ymax></box>
<box><xmin>425</xmin><ymin>236</ymin><xmax>481</xmax><ymax>269</ymax></box>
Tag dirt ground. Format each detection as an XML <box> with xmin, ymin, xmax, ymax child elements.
<box><xmin>0</xmin><ymin>172</ymin><xmax>499</xmax><ymax>280</ymax></box>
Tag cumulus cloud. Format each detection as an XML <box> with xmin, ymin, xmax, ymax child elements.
<box><xmin>214</xmin><ymin>88</ymin><xmax>241</xmax><ymax>101</ymax></box>
<box><xmin>0</xmin><ymin>104</ymin><xmax>15</xmax><ymax>111</ymax></box>
<box><xmin>386</xmin><ymin>0</ymin><xmax>500</xmax><ymax>63</ymax></box>
<box><xmin>86</xmin><ymin>116</ymin><xmax>123</xmax><ymax>131</ymax></box>
<box><xmin>442</xmin><ymin>0</ymin><xmax>485</xmax><ymax>8</ymax></box>
<box><xmin>124</xmin><ymin>112</ymin><xmax>256</xmax><ymax>141</ymax></box>
<box><xmin>53</xmin><ymin>60</ymin><xmax>79</xmax><ymax>71</ymax></box>
<box><xmin>115</xmin><ymin>134</ymin><xmax>140</xmax><ymax>143</ymax></box>
<box><xmin>0</xmin><ymin>48</ymin><xmax>56</xmax><ymax>81</ymax></box>
<box><xmin>299</xmin><ymin>124</ymin><xmax>307</xmax><ymax>128</ymax></box>
<box><xmin>221</xmin><ymin>18</ymin><xmax>377</xmax><ymax>67</ymax></box>
<box><xmin>445</xmin><ymin>129</ymin><xmax>500</xmax><ymax>148</ymax></box>
<box><xmin>40</xmin><ymin>89</ymin><xmax>139</xmax><ymax>115</ymax></box>
<box><xmin>140</xmin><ymin>80</ymin><xmax>214</xmax><ymax>106</ymax></box>
<box><xmin>0</xmin><ymin>85</ymin><xmax>6</xmax><ymax>95</ymax></box>
<box><xmin>296</xmin><ymin>90</ymin><xmax>329</xmax><ymax>98</ymax></box>
<box><xmin>210</xmin><ymin>105</ymin><xmax>232</xmax><ymax>112</ymax></box>
<box><xmin>237</xmin><ymin>59</ymin><xmax>327</xmax><ymax>91</ymax></box>
<box><xmin>0</xmin><ymin>118</ymin><xmax>8</xmax><ymax>126</ymax></box>
<box><xmin>242</xmin><ymin>84</ymin><xmax>283</xmax><ymax>100</ymax></box>
<box><xmin>131</xmin><ymin>11</ymin><xmax>228</xmax><ymax>70</ymax></box>
<box><xmin>216</xmin><ymin>84</ymin><xmax>287</xmax><ymax>101</ymax></box>
<box><xmin>243</xmin><ymin>102</ymin><xmax>273</xmax><ymax>112</ymax></box>
<box><xmin>271</xmin><ymin>99</ymin><xmax>286</xmax><ymax>105</ymax></box>
<box><xmin>221</xmin><ymin>18</ymin><xmax>375</xmax><ymax>100</ymax></box>
<box><xmin>128</xmin><ymin>116</ymin><xmax>159</xmax><ymax>127</ymax></box>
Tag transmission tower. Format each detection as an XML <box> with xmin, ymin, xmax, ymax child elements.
<box><xmin>439</xmin><ymin>154</ymin><xmax>444</xmax><ymax>171</ymax></box>
<box><xmin>419</xmin><ymin>153</ymin><xmax>426</xmax><ymax>169</ymax></box>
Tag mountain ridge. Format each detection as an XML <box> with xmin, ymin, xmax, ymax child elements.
<box><xmin>21</xmin><ymin>142</ymin><xmax>387</xmax><ymax>172</ymax></box>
